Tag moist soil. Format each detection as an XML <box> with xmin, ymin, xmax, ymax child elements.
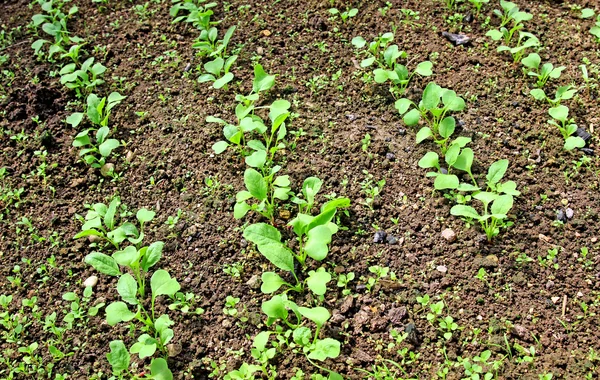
<box><xmin>1</xmin><ymin>0</ymin><xmax>600</xmax><ymax>379</ymax></box>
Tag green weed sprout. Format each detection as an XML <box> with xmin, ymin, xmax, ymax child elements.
<box><xmin>395</xmin><ymin>82</ymin><xmax>465</xmax><ymax>153</ymax></box>
<box><xmin>328</xmin><ymin>7</ymin><xmax>358</xmax><ymax>23</ymax></box>
<box><xmin>547</xmin><ymin>105</ymin><xmax>585</xmax><ymax>151</ymax></box>
<box><xmin>469</xmin><ymin>0</ymin><xmax>489</xmax><ymax>16</ymax></box>
<box><xmin>521</xmin><ymin>53</ymin><xmax>565</xmax><ymax>88</ymax></box>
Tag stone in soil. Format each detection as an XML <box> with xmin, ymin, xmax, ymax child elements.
<box><xmin>83</xmin><ymin>276</ymin><xmax>98</xmax><ymax>288</ymax></box>
<box><xmin>441</xmin><ymin>228</ymin><xmax>456</xmax><ymax>242</ymax></box>
<box><xmin>373</xmin><ymin>230</ymin><xmax>387</xmax><ymax>244</ymax></box>
<box><xmin>388</xmin><ymin>307</ymin><xmax>407</xmax><ymax>325</ymax></box>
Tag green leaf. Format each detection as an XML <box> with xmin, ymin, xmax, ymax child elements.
<box><xmin>298</xmin><ymin>306</ymin><xmax>330</xmax><ymax>329</ymax></box>
<box><xmin>418</xmin><ymin>152</ymin><xmax>439</xmax><ymax>169</ymax></box>
<box><xmin>213</xmin><ymin>72</ymin><xmax>234</xmax><ymax>89</ymax></box>
<box><xmin>439</xmin><ymin>117</ymin><xmax>456</xmax><ymax>139</ymax></box>
<box><xmin>107</xmin><ymin>340</ymin><xmax>130</xmax><ymax>373</ymax></box>
<box><xmin>130</xmin><ymin>334</ymin><xmax>157</xmax><ymax>359</ymax></box>
<box><xmin>304</xmin><ymin>225</ymin><xmax>333</xmax><ymax>261</ymax></box>
<box><xmin>293</xmin><ymin>326</ymin><xmax>312</xmax><ymax>346</ymax></box>
<box><xmin>269</xmin><ymin>99</ymin><xmax>291</xmax><ymax>122</ymax></box>
<box><xmin>233</xmin><ymin>201</ymin><xmax>252</xmax><ymax>219</ymax></box>
<box><xmin>243</xmin><ymin>223</ymin><xmax>295</xmax><ymax>272</ymax></box>
<box><xmin>529</xmin><ymin>88</ymin><xmax>546</xmax><ymax>101</ymax></box>
<box><xmin>253</xmin><ymin>64</ymin><xmax>276</xmax><ymax>92</ymax></box>
<box><xmin>204</xmin><ymin>57</ymin><xmax>224</xmax><ymax>76</ymax></box>
<box><xmin>245</xmin><ymin>150</ymin><xmax>267</xmax><ymax>168</ymax></box>
<box><xmin>581</xmin><ymin>8</ymin><xmax>595</xmax><ymax>18</ymax></box>
<box><xmin>261</xmin><ymin>272</ymin><xmax>286</xmax><ymax>294</ymax></box>
<box><xmin>212</xmin><ymin>140</ymin><xmax>229</xmax><ymax>154</ymax></box>
<box><xmin>66</xmin><ymin>112</ymin><xmax>84</xmax><ymax>128</ymax></box>
<box><xmin>394</xmin><ymin>98</ymin><xmax>412</xmax><ymax>115</ymax></box>
<box><xmin>262</xmin><ymin>295</ymin><xmax>288</xmax><ymax>325</ymax></box>
<box><xmin>150</xmin><ymin>358</ymin><xmax>173</xmax><ymax>380</ymax></box>
<box><xmin>308</xmin><ymin>338</ymin><xmax>340</xmax><ymax>361</ymax></box>
<box><xmin>244</xmin><ymin>168</ymin><xmax>267</xmax><ymax>201</ymax></box>
<box><xmin>373</xmin><ymin>68</ymin><xmax>393</xmax><ymax>83</ymax></box>
<box><xmin>85</xmin><ymin>252</ymin><xmax>121</xmax><ymax>276</ymax></box>
<box><xmin>521</xmin><ymin>53</ymin><xmax>540</xmax><ymax>69</ymax></box>
<box><xmin>422</xmin><ymin>82</ymin><xmax>442</xmax><ymax>110</ymax></box>
<box><xmin>548</xmin><ymin>105</ymin><xmax>569</xmax><ymax>123</ymax></box>
<box><xmin>450</xmin><ymin>205</ymin><xmax>480</xmax><ymax>219</ymax></box>
<box><xmin>137</xmin><ymin>208</ymin><xmax>155</xmax><ymax>224</ymax></box>
<box><xmin>442</xmin><ymin>90</ymin><xmax>465</xmax><ymax>111</ymax></box>
<box><xmin>113</xmin><ymin>246</ymin><xmax>140</xmax><ymax>267</ymax></box>
<box><xmin>105</xmin><ymin>301</ymin><xmax>135</xmax><ymax>326</ymax></box>
<box><xmin>151</xmin><ymin>270</ymin><xmax>181</xmax><ymax>298</ymax></box>
<box><xmin>486</xmin><ymin>159</ymin><xmax>508</xmax><ymax>185</ymax></box>
<box><xmin>306</xmin><ymin>269</ymin><xmax>331</xmax><ymax>296</ymax></box>
<box><xmin>415</xmin><ymin>61</ymin><xmax>433</xmax><ymax>76</ymax></box>
<box><xmin>491</xmin><ymin>194</ymin><xmax>514</xmax><ymax>215</ymax></box>
<box><xmin>99</xmin><ymin>139</ymin><xmax>120</xmax><ymax>157</ymax></box>
<box><xmin>564</xmin><ymin>136</ymin><xmax>585</xmax><ymax>151</ymax></box>
<box><xmin>141</xmin><ymin>241</ymin><xmax>163</xmax><ymax>271</ymax></box>
<box><xmin>117</xmin><ymin>274</ymin><xmax>138</xmax><ymax>305</ymax></box>
<box><xmin>453</xmin><ymin>148</ymin><xmax>474</xmax><ymax>173</ymax></box>
<box><xmin>351</xmin><ymin>36</ymin><xmax>366</xmax><ymax>49</ymax></box>
<box><xmin>485</xmin><ymin>29</ymin><xmax>503</xmax><ymax>41</ymax></box>
<box><xmin>434</xmin><ymin>174</ymin><xmax>459</xmax><ymax>190</ymax></box>
<box><xmin>416</xmin><ymin>127</ymin><xmax>433</xmax><ymax>143</ymax></box>
<box><xmin>403</xmin><ymin>108</ymin><xmax>421</xmax><ymax>125</ymax></box>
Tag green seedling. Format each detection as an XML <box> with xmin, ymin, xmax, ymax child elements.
<box><xmin>438</xmin><ymin>315</ymin><xmax>459</xmax><ymax>340</ymax></box>
<box><xmin>521</xmin><ymin>53</ymin><xmax>565</xmax><ymax>88</ymax></box>
<box><xmin>496</xmin><ymin>31</ymin><xmax>539</xmax><ymax>63</ymax></box>
<box><xmin>260</xmin><ymin>294</ymin><xmax>342</xmax><ymax>377</ymax></box>
<box><xmin>66</xmin><ymin>92</ymin><xmax>126</xmax><ymax>128</ymax></box>
<box><xmin>547</xmin><ymin>105</ymin><xmax>585</xmax><ymax>151</ymax></box>
<box><xmin>245</xmin><ymin>197</ymin><xmax>349</xmax><ymax>294</ymax></box>
<box><xmin>74</xmin><ymin>197</ymin><xmax>153</xmax><ymax>250</ymax></box>
<box><xmin>198</xmin><ymin>55</ymin><xmax>237</xmax><ymax>89</ymax></box>
<box><xmin>530</xmin><ymin>85</ymin><xmax>577</xmax><ymax>106</ymax></box>
<box><xmin>396</xmin><ymin>82</ymin><xmax>465</xmax><ymax>153</ymax></box>
<box><xmin>31</xmin><ymin>0</ymin><xmax>83</xmax><ymax>59</ymax></box>
<box><xmin>193</xmin><ymin>25</ymin><xmax>236</xmax><ymax>58</ymax></box>
<box><xmin>469</xmin><ymin>0</ymin><xmax>489</xmax><ymax>16</ymax></box>
<box><xmin>590</xmin><ymin>14</ymin><xmax>600</xmax><ymax>39</ymax></box>
<box><xmin>493</xmin><ymin>0</ymin><xmax>532</xmax><ymax>27</ymax></box>
<box><xmin>170</xmin><ymin>0</ymin><xmax>217</xmax><ymax>31</ymax></box>
<box><xmin>418</xmin><ymin>136</ymin><xmax>478</xmax><ymax>191</ymax></box>
<box><xmin>72</xmin><ymin>126</ymin><xmax>120</xmax><ymax>177</ymax></box>
<box><xmin>59</xmin><ymin>57</ymin><xmax>107</xmax><ymax>98</ymax></box>
<box><xmin>451</xmin><ymin>159</ymin><xmax>520</xmax><ymax>241</ymax></box>
<box><xmin>352</xmin><ymin>33</ymin><xmax>432</xmax><ymax>98</ymax></box>
<box><xmin>234</xmin><ymin>167</ymin><xmax>291</xmax><ymax>222</ymax></box>
<box><xmin>328</xmin><ymin>7</ymin><xmax>358</xmax><ymax>23</ymax></box>
<box><xmin>486</xmin><ymin>23</ymin><xmax>526</xmax><ymax>45</ymax></box>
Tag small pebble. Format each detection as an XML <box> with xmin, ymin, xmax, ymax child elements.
<box><xmin>565</xmin><ymin>208</ymin><xmax>574</xmax><ymax>219</ymax></box>
<box><xmin>386</xmin><ymin>235</ymin><xmax>398</xmax><ymax>245</ymax></box>
<box><xmin>398</xmin><ymin>128</ymin><xmax>406</xmax><ymax>136</ymax></box>
<box><xmin>441</xmin><ymin>228</ymin><xmax>456</xmax><ymax>242</ymax></box>
<box><xmin>556</xmin><ymin>209</ymin><xmax>567</xmax><ymax>223</ymax></box>
<box><xmin>385</xmin><ymin>153</ymin><xmax>395</xmax><ymax>161</ymax></box>
<box><xmin>83</xmin><ymin>276</ymin><xmax>98</xmax><ymax>288</ymax></box>
<box><xmin>436</xmin><ymin>265</ymin><xmax>448</xmax><ymax>273</ymax></box>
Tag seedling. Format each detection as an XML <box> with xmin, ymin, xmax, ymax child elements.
<box><xmin>72</xmin><ymin>126</ymin><xmax>120</xmax><ymax>177</ymax></box>
<box><xmin>493</xmin><ymin>0</ymin><xmax>533</xmax><ymax>27</ymax></box>
<box><xmin>66</xmin><ymin>92</ymin><xmax>126</xmax><ymax>128</ymax></box>
<box><xmin>351</xmin><ymin>33</ymin><xmax>432</xmax><ymax>98</ymax></box>
<box><xmin>396</xmin><ymin>82</ymin><xmax>465</xmax><ymax>153</ymax></box>
<box><xmin>74</xmin><ymin>196</ymin><xmax>153</xmax><ymax>250</ymax></box>
<box><xmin>547</xmin><ymin>105</ymin><xmax>585</xmax><ymax>151</ymax></box>
<box><xmin>59</xmin><ymin>57</ymin><xmax>106</xmax><ymax>98</ymax></box>
<box><xmin>418</xmin><ymin>136</ymin><xmax>478</xmax><ymax>191</ymax></box>
<box><xmin>496</xmin><ymin>32</ymin><xmax>539</xmax><ymax>63</ymax></box>
<box><xmin>521</xmin><ymin>53</ymin><xmax>565</xmax><ymax>88</ymax></box>
<box><xmin>328</xmin><ymin>7</ymin><xmax>358</xmax><ymax>23</ymax></box>
<box><xmin>170</xmin><ymin>0</ymin><xmax>217</xmax><ymax>31</ymax></box>
<box><xmin>233</xmin><ymin>167</ymin><xmax>292</xmax><ymax>222</ymax></box>
<box><xmin>245</xmin><ymin>196</ymin><xmax>349</xmax><ymax>294</ymax></box>
<box><xmin>530</xmin><ymin>85</ymin><xmax>577</xmax><ymax>106</ymax></box>
<box><xmin>31</xmin><ymin>0</ymin><xmax>83</xmax><ymax>60</ymax></box>
<box><xmin>451</xmin><ymin>160</ymin><xmax>520</xmax><ymax>241</ymax></box>
<box><xmin>469</xmin><ymin>0</ymin><xmax>489</xmax><ymax>16</ymax></box>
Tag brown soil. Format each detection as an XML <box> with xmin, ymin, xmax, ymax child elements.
<box><xmin>1</xmin><ymin>0</ymin><xmax>599</xmax><ymax>379</ymax></box>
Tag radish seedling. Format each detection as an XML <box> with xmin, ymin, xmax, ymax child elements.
<box><xmin>352</xmin><ymin>33</ymin><xmax>432</xmax><ymax>98</ymax></box>
<box><xmin>31</xmin><ymin>0</ymin><xmax>83</xmax><ymax>60</ymax></box>
<box><xmin>529</xmin><ymin>85</ymin><xmax>577</xmax><ymax>106</ymax></box>
<box><xmin>521</xmin><ymin>53</ymin><xmax>565</xmax><ymax>88</ymax></box>
<box><xmin>59</xmin><ymin>57</ymin><xmax>106</xmax><ymax>98</ymax></box>
<box><xmin>66</xmin><ymin>92</ymin><xmax>126</xmax><ymax>128</ymax></box>
<box><xmin>328</xmin><ymin>7</ymin><xmax>358</xmax><ymax>23</ymax></box>
<box><xmin>72</xmin><ymin>126</ymin><xmax>120</xmax><ymax>177</ymax></box>
<box><xmin>170</xmin><ymin>0</ymin><xmax>217</xmax><ymax>31</ymax></box>
<box><xmin>395</xmin><ymin>82</ymin><xmax>465</xmax><ymax>153</ymax></box>
<box><xmin>234</xmin><ymin>167</ymin><xmax>291</xmax><ymax>222</ymax></box>
<box><xmin>496</xmin><ymin>31</ymin><xmax>539</xmax><ymax>63</ymax></box>
<box><xmin>469</xmin><ymin>0</ymin><xmax>489</xmax><ymax>17</ymax></box>
<box><xmin>547</xmin><ymin>105</ymin><xmax>585</xmax><ymax>151</ymax></box>
<box><xmin>493</xmin><ymin>0</ymin><xmax>532</xmax><ymax>28</ymax></box>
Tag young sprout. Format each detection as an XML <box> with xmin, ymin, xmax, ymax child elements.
<box><xmin>521</xmin><ymin>53</ymin><xmax>565</xmax><ymax>88</ymax></box>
